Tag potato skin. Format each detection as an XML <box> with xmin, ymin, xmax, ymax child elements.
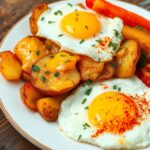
<box><xmin>115</xmin><ymin>40</ymin><xmax>140</xmax><ymax>78</ymax></box>
<box><xmin>31</xmin><ymin>52</ymin><xmax>81</xmax><ymax>96</ymax></box>
<box><xmin>20</xmin><ymin>82</ymin><xmax>43</xmax><ymax>111</ymax></box>
<box><xmin>0</xmin><ymin>51</ymin><xmax>22</xmax><ymax>80</ymax></box>
<box><xmin>30</xmin><ymin>3</ymin><xmax>48</xmax><ymax>35</ymax></box>
<box><xmin>14</xmin><ymin>36</ymin><xmax>49</xmax><ymax>74</ymax></box>
<box><xmin>78</xmin><ymin>55</ymin><xmax>104</xmax><ymax>81</ymax></box>
<box><xmin>122</xmin><ymin>25</ymin><xmax>150</xmax><ymax>57</ymax></box>
<box><xmin>96</xmin><ymin>62</ymin><xmax>115</xmax><ymax>81</ymax></box>
<box><xmin>37</xmin><ymin>97</ymin><xmax>61</xmax><ymax>121</ymax></box>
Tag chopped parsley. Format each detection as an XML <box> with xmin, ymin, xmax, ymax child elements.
<box><xmin>81</xmin><ymin>98</ymin><xmax>87</xmax><ymax>104</ymax></box>
<box><xmin>36</xmin><ymin>50</ymin><xmax>40</xmax><ymax>56</ymax></box>
<box><xmin>54</xmin><ymin>71</ymin><xmax>60</xmax><ymax>77</ymax></box>
<box><xmin>83</xmin><ymin>123</ymin><xmax>91</xmax><ymax>129</ymax></box>
<box><xmin>54</xmin><ymin>10</ymin><xmax>63</xmax><ymax>16</ymax></box>
<box><xmin>78</xmin><ymin>135</ymin><xmax>82</xmax><ymax>140</ymax></box>
<box><xmin>118</xmin><ymin>87</ymin><xmax>121</xmax><ymax>91</ymax></box>
<box><xmin>41</xmin><ymin>76</ymin><xmax>46</xmax><ymax>82</ymax></box>
<box><xmin>119</xmin><ymin>35</ymin><xmax>123</xmax><ymax>40</ymax></box>
<box><xmin>86</xmin><ymin>79</ymin><xmax>93</xmax><ymax>86</ymax></box>
<box><xmin>108</xmin><ymin>41</ymin><xmax>118</xmax><ymax>50</ymax></box>
<box><xmin>60</xmin><ymin>54</ymin><xmax>66</xmax><ymax>57</ymax></box>
<box><xmin>49</xmin><ymin>55</ymin><xmax>55</xmax><ymax>58</ymax></box>
<box><xmin>58</xmin><ymin>34</ymin><xmax>63</xmax><ymax>37</ymax></box>
<box><xmin>98</xmin><ymin>58</ymin><xmax>101</xmax><ymax>62</ymax></box>
<box><xmin>137</xmin><ymin>48</ymin><xmax>148</xmax><ymax>70</ymax></box>
<box><xmin>79</xmin><ymin>39</ymin><xmax>85</xmax><ymax>44</ymax></box>
<box><xmin>32</xmin><ymin>65</ymin><xmax>40</xmax><ymax>72</ymax></box>
<box><xmin>85</xmin><ymin>88</ymin><xmax>92</xmax><ymax>96</ymax></box>
<box><xmin>85</xmin><ymin>106</ymin><xmax>89</xmax><ymax>110</ymax></box>
<box><xmin>41</xmin><ymin>17</ymin><xmax>45</xmax><ymax>21</ymax></box>
<box><xmin>113</xmin><ymin>29</ymin><xmax>119</xmax><ymax>37</ymax></box>
<box><xmin>96</xmin><ymin>39</ymin><xmax>102</xmax><ymax>43</ymax></box>
<box><xmin>135</xmin><ymin>26</ymin><xmax>143</xmax><ymax>30</ymax></box>
<box><xmin>48</xmin><ymin>21</ymin><xmax>55</xmax><ymax>24</ymax></box>
<box><xmin>67</xmin><ymin>3</ymin><xmax>73</xmax><ymax>7</ymax></box>
<box><xmin>92</xmin><ymin>44</ymin><xmax>96</xmax><ymax>47</ymax></box>
<box><xmin>45</xmin><ymin>71</ymin><xmax>50</xmax><ymax>75</ymax></box>
<box><xmin>113</xmin><ymin>85</ymin><xmax>117</xmax><ymax>90</ymax></box>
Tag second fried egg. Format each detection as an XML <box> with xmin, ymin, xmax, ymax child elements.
<box><xmin>37</xmin><ymin>2</ymin><xmax>123</xmax><ymax>62</ymax></box>
<box><xmin>58</xmin><ymin>76</ymin><xmax>150</xmax><ymax>149</ymax></box>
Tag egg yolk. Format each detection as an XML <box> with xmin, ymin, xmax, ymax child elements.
<box><xmin>88</xmin><ymin>92</ymin><xmax>139</xmax><ymax>136</ymax></box>
<box><xmin>61</xmin><ymin>11</ymin><xmax>101</xmax><ymax>39</ymax></box>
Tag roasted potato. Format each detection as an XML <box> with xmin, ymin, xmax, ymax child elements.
<box><xmin>20</xmin><ymin>82</ymin><xmax>43</xmax><ymax>111</ymax></box>
<box><xmin>122</xmin><ymin>25</ymin><xmax>150</xmax><ymax>57</ymax></box>
<box><xmin>37</xmin><ymin>97</ymin><xmax>62</xmax><ymax>121</ymax></box>
<box><xmin>96</xmin><ymin>62</ymin><xmax>115</xmax><ymax>81</ymax></box>
<box><xmin>31</xmin><ymin>52</ymin><xmax>81</xmax><ymax>96</ymax></box>
<box><xmin>115</xmin><ymin>40</ymin><xmax>140</xmax><ymax>78</ymax></box>
<box><xmin>0</xmin><ymin>51</ymin><xmax>22</xmax><ymax>80</ymax></box>
<box><xmin>14</xmin><ymin>36</ymin><xmax>49</xmax><ymax>74</ymax></box>
<box><xmin>78</xmin><ymin>55</ymin><xmax>104</xmax><ymax>81</ymax></box>
<box><xmin>45</xmin><ymin>39</ymin><xmax>60</xmax><ymax>54</ymax></box>
<box><xmin>30</xmin><ymin>3</ymin><xmax>48</xmax><ymax>35</ymax></box>
<box><xmin>21</xmin><ymin>71</ymin><xmax>31</xmax><ymax>82</ymax></box>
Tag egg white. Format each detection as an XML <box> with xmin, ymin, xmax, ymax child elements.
<box><xmin>58</xmin><ymin>76</ymin><xmax>150</xmax><ymax>149</ymax></box>
<box><xmin>37</xmin><ymin>3</ymin><xmax>123</xmax><ymax>62</ymax></box>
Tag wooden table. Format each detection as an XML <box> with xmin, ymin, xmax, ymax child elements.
<box><xmin>0</xmin><ymin>0</ymin><xmax>149</xmax><ymax>149</ymax></box>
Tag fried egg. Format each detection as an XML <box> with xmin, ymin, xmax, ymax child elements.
<box><xmin>58</xmin><ymin>76</ymin><xmax>150</xmax><ymax>149</ymax></box>
<box><xmin>37</xmin><ymin>3</ymin><xmax>123</xmax><ymax>62</ymax></box>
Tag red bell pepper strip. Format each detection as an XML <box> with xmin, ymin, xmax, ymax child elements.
<box><xmin>86</xmin><ymin>0</ymin><xmax>150</xmax><ymax>32</ymax></box>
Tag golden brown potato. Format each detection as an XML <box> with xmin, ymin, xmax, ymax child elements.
<box><xmin>37</xmin><ymin>97</ymin><xmax>62</xmax><ymax>121</ymax></box>
<box><xmin>141</xmin><ymin>63</ymin><xmax>150</xmax><ymax>78</ymax></box>
<box><xmin>78</xmin><ymin>55</ymin><xmax>104</xmax><ymax>81</ymax></box>
<box><xmin>115</xmin><ymin>40</ymin><xmax>140</xmax><ymax>78</ymax></box>
<box><xmin>31</xmin><ymin>52</ymin><xmax>81</xmax><ymax>96</ymax></box>
<box><xmin>45</xmin><ymin>39</ymin><xmax>60</xmax><ymax>54</ymax></box>
<box><xmin>0</xmin><ymin>51</ymin><xmax>22</xmax><ymax>80</ymax></box>
<box><xmin>14</xmin><ymin>36</ymin><xmax>49</xmax><ymax>74</ymax></box>
<box><xmin>122</xmin><ymin>25</ymin><xmax>150</xmax><ymax>56</ymax></box>
<box><xmin>30</xmin><ymin>3</ymin><xmax>48</xmax><ymax>35</ymax></box>
<box><xmin>96</xmin><ymin>62</ymin><xmax>115</xmax><ymax>81</ymax></box>
<box><xmin>20</xmin><ymin>82</ymin><xmax>43</xmax><ymax>111</ymax></box>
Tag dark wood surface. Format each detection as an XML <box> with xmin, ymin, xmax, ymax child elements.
<box><xmin>0</xmin><ymin>0</ymin><xmax>149</xmax><ymax>150</ymax></box>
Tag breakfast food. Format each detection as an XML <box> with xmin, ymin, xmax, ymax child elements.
<box><xmin>59</xmin><ymin>76</ymin><xmax>150</xmax><ymax>149</ymax></box>
<box><xmin>31</xmin><ymin>3</ymin><xmax>123</xmax><ymax>62</ymax></box>
<box><xmin>0</xmin><ymin>51</ymin><xmax>22</xmax><ymax>80</ymax></box>
<box><xmin>1</xmin><ymin>0</ymin><xmax>150</xmax><ymax>149</ymax></box>
<box><xmin>31</xmin><ymin>52</ymin><xmax>81</xmax><ymax>95</ymax></box>
<box><xmin>14</xmin><ymin>36</ymin><xmax>49</xmax><ymax>74</ymax></box>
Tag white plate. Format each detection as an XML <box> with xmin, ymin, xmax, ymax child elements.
<box><xmin>0</xmin><ymin>0</ymin><xmax>150</xmax><ymax>150</ymax></box>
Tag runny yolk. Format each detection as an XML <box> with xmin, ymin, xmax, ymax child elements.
<box><xmin>61</xmin><ymin>11</ymin><xmax>101</xmax><ymax>39</ymax></box>
<box><xmin>88</xmin><ymin>92</ymin><xmax>139</xmax><ymax>136</ymax></box>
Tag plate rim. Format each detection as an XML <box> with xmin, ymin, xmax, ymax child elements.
<box><xmin>0</xmin><ymin>1</ymin><xmax>150</xmax><ymax>150</ymax></box>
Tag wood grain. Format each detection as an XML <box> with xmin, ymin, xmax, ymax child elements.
<box><xmin>0</xmin><ymin>0</ymin><xmax>149</xmax><ymax>150</ymax></box>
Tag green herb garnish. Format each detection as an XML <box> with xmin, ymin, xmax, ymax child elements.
<box><xmin>78</xmin><ymin>135</ymin><xmax>82</xmax><ymax>140</ymax></box>
<box><xmin>41</xmin><ymin>17</ymin><xmax>45</xmax><ymax>21</ymax></box>
<box><xmin>85</xmin><ymin>88</ymin><xmax>92</xmax><ymax>96</ymax></box>
<box><xmin>67</xmin><ymin>3</ymin><xmax>73</xmax><ymax>7</ymax></box>
<box><xmin>113</xmin><ymin>85</ymin><xmax>117</xmax><ymax>90</ymax></box>
<box><xmin>109</xmin><ymin>62</ymin><xmax>117</xmax><ymax>68</ymax></box>
<box><xmin>118</xmin><ymin>87</ymin><xmax>121</xmax><ymax>91</ymax></box>
<box><xmin>86</xmin><ymin>79</ymin><xmax>93</xmax><ymax>86</ymax></box>
<box><xmin>58</xmin><ymin>34</ymin><xmax>63</xmax><ymax>37</ymax></box>
<box><xmin>113</xmin><ymin>29</ymin><xmax>119</xmax><ymax>37</ymax></box>
<box><xmin>85</xmin><ymin>25</ymin><xmax>89</xmax><ymax>30</ymax></box>
<box><xmin>108</xmin><ymin>41</ymin><xmax>118</xmax><ymax>50</ymax></box>
<box><xmin>96</xmin><ymin>39</ymin><xmax>102</xmax><ymax>43</ymax></box>
<box><xmin>135</xmin><ymin>26</ymin><xmax>143</xmax><ymax>30</ymax></box>
<box><xmin>79</xmin><ymin>39</ymin><xmax>85</xmax><ymax>44</ymax></box>
<box><xmin>54</xmin><ymin>71</ymin><xmax>60</xmax><ymax>77</ymax></box>
<box><xmin>54</xmin><ymin>10</ymin><xmax>63</xmax><ymax>15</ymax></box>
<box><xmin>137</xmin><ymin>48</ymin><xmax>148</xmax><ymax>70</ymax></box>
<box><xmin>85</xmin><ymin>106</ymin><xmax>89</xmax><ymax>110</ymax></box>
<box><xmin>83</xmin><ymin>123</ymin><xmax>91</xmax><ymax>129</ymax></box>
<box><xmin>48</xmin><ymin>21</ymin><xmax>55</xmax><ymax>24</ymax></box>
<box><xmin>32</xmin><ymin>65</ymin><xmax>40</xmax><ymax>72</ymax></box>
<box><xmin>41</xmin><ymin>76</ymin><xmax>46</xmax><ymax>82</ymax></box>
<box><xmin>49</xmin><ymin>55</ymin><xmax>55</xmax><ymax>58</ymax></box>
<box><xmin>81</xmin><ymin>98</ymin><xmax>87</xmax><ymax>104</ymax></box>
